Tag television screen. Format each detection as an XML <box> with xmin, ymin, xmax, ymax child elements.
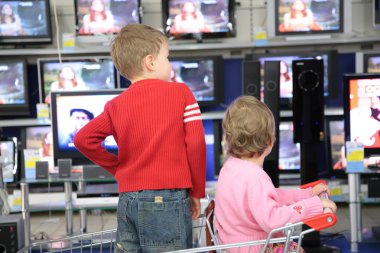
<box><xmin>275</xmin><ymin>0</ymin><xmax>343</xmax><ymax>36</ymax></box>
<box><xmin>344</xmin><ymin>73</ymin><xmax>380</xmax><ymax>157</ymax></box>
<box><xmin>375</xmin><ymin>0</ymin><xmax>380</xmax><ymax>29</ymax></box>
<box><xmin>169</xmin><ymin>56</ymin><xmax>223</xmax><ymax>106</ymax></box>
<box><xmin>1</xmin><ymin>137</ymin><xmax>17</xmax><ymax>183</ymax></box>
<box><xmin>75</xmin><ymin>0</ymin><xmax>141</xmax><ymax>36</ymax></box>
<box><xmin>278</xmin><ymin>121</ymin><xmax>300</xmax><ymax>171</ymax></box>
<box><xmin>326</xmin><ymin>118</ymin><xmax>345</xmax><ymax>170</ymax></box>
<box><xmin>51</xmin><ymin>89</ymin><xmax>124</xmax><ymax>166</ymax></box>
<box><xmin>162</xmin><ymin>0</ymin><xmax>236</xmax><ymax>41</ymax></box>
<box><xmin>0</xmin><ymin>0</ymin><xmax>52</xmax><ymax>44</ymax></box>
<box><xmin>38</xmin><ymin>57</ymin><xmax>119</xmax><ymax>104</ymax></box>
<box><xmin>250</xmin><ymin>51</ymin><xmax>337</xmax><ymax>109</ymax></box>
<box><xmin>0</xmin><ymin>59</ymin><xmax>29</xmax><ymax>117</ymax></box>
<box><xmin>364</xmin><ymin>54</ymin><xmax>380</xmax><ymax>74</ymax></box>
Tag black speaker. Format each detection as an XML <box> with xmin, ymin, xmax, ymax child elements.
<box><xmin>0</xmin><ymin>214</ymin><xmax>24</xmax><ymax>253</ymax></box>
<box><xmin>58</xmin><ymin>159</ymin><xmax>72</xmax><ymax>178</ymax></box>
<box><xmin>263</xmin><ymin>61</ymin><xmax>280</xmax><ymax>187</ymax></box>
<box><xmin>242</xmin><ymin>60</ymin><xmax>261</xmax><ymax>100</ymax></box>
<box><xmin>292</xmin><ymin>59</ymin><xmax>324</xmax><ymax>144</ymax></box>
<box><xmin>35</xmin><ymin>161</ymin><xmax>49</xmax><ymax>179</ymax></box>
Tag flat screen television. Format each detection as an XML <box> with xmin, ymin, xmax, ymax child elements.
<box><xmin>364</xmin><ymin>53</ymin><xmax>380</xmax><ymax>74</ymax></box>
<box><xmin>0</xmin><ymin>0</ymin><xmax>52</xmax><ymax>44</ymax></box>
<box><xmin>267</xmin><ymin>0</ymin><xmax>351</xmax><ymax>38</ymax></box>
<box><xmin>0</xmin><ymin>137</ymin><xmax>17</xmax><ymax>183</ymax></box>
<box><xmin>343</xmin><ymin>73</ymin><xmax>380</xmax><ymax>158</ymax></box>
<box><xmin>37</xmin><ymin>56</ymin><xmax>119</xmax><ymax>104</ymax></box>
<box><xmin>278</xmin><ymin>121</ymin><xmax>301</xmax><ymax>172</ymax></box>
<box><xmin>249</xmin><ymin>50</ymin><xmax>337</xmax><ymax>110</ymax></box>
<box><xmin>169</xmin><ymin>55</ymin><xmax>224</xmax><ymax>106</ymax></box>
<box><xmin>203</xmin><ymin>119</ymin><xmax>221</xmax><ymax>180</ymax></box>
<box><xmin>50</xmin><ymin>89</ymin><xmax>124</xmax><ymax>166</ymax></box>
<box><xmin>162</xmin><ymin>0</ymin><xmax>236</xmax><ymax>42</ymax></box>
<box><xmin>374</xmin><ymin>0</ymin><xmax>380</xmax><ymax>29</ymax></box>
<box><xmin>0</xmin><ymin>59</ymin><xmax>29</xmax><ymax>117</ymax></box>
<box><xmin>74</xmin><ymin>0</ymin><xmax>141</xmax><ymax>44</ymax></box>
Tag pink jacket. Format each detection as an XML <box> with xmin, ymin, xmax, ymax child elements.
<box><xmin>214</xmin><ymin>156</ymin><xmax>323</xmax><ymax>252</ymax></box>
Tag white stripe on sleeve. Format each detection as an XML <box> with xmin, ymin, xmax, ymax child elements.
<box><xmin>185</xmin><ymin>103</ymin><xmax>199</xmax><ymax>110</ymax></box>
<box><xmin>184</xmin><ymin>109</ymin><xmax>201</xmax><ymax>117</ymax></box>
<box><xmin>184</xmin><ymin>116</ymin><xmax>202</xmax><ymax>123</ymax></box>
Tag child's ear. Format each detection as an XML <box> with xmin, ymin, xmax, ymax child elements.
<box><xmin>144</xmin><ymin>54</ymin><xmax>155</xmax><ymax>71</ymax></box>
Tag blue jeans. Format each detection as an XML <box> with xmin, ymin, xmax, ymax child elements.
<box><xmin>116</xmin><ymin>189</ymin><xmax>193</xmax><ymax>253</ymax></box>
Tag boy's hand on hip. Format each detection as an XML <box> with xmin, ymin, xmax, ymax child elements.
<box><xmin>189</xmin><ymin>197</ymin><xmax>201</xmax><ymax>220</ymax></box>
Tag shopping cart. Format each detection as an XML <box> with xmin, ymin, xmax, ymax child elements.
<box><xmin>17</xmin><ymin>180</ymin><xmax>336</xmax><ymax>253</ymax></box>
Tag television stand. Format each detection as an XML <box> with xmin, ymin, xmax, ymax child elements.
<box><xmin>285</xmin><ymin>34</ymin><xmax>332</xmax><ymax>41</ymax></box>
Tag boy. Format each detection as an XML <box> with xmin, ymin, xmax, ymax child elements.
<box><xmin>74</xmin><ymin>24</ymin><xmax>206</xmax><ymax>252</ymax></box>
<box><xmin>214</xmin><ymin>96</ymin><xmax>337</xmax><ymax>253</ymax></box>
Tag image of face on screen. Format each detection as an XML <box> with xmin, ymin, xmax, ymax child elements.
<box><xmin>349</xmin><ymin>79</ymin><xmax>380</xmax><ymax>148</ymax></box>
<box><xmin>0</xmin><ymin>62</ymin><xmax>25</xmax><ymax>104</ymax></box>
<box><xmin>78</xmin><ymin>0</ymin><xmax>116</xmax><ymax>35</ymax></box>
<box><xmin>278</xmin><ymin>0</ymin><xmax>340</xmax><ymax>33</ymax></box>
<box><xmin>0</xmin><ymin>141</ymin><xmax>15</xmax><ymax>183</ymax></box>
<box><xmin>171</xmin><ymin>60</ymin><xmax>214</xmax><ymax>101</ymax></box>
<box><xmin>0</xmin><ymin>3</ymin><xmax>25</xmax><ymax>36</ymax></box>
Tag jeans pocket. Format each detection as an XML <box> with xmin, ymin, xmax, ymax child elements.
<box><xmin>138</xmin><ymin>199</ymin><xmax>181</xmax><ymax>248</ymax></box>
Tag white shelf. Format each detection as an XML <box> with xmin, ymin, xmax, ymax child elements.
<box><xmin>0</xmin><ymin>118</ymin><xmax>51</xmax><ymax>127</ymax></box>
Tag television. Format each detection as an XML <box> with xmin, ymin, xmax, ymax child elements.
<box><xmin>50</xmin><ymin>89</ymin><xmax>124</xmax><ymax>166</ymax></box>
<box><xmin>169</xmin><ymin>55</ymin><xmax>224</xmax><ymax>106</ymax></box>
<box><xmin>74</xmin><ymin>0</ymin><xmax>141</xmax><ymax>44</ymax></box>
<box><xmin>343</xmin><ymin>73</ymin><xmax>380</xmax><ymax>158</ymax></box>
<box><xmin>0</xmin><ymin>137</ymin><xmax>17</xmax><ymax>184</ymax></box>
<box><xmin>249</xmin><ymin>50</ymin><xmax>338</xmax><ymax>110</ymax></box>
<box><xmin>0</xmin><ymin>0</ymin><xmax>52</xmax><ymax>44</ymax></box>
<box><xmin>203</xmin><ymin>119</ymin><xmax>221</xmax><ymax>180</ymax></box>
<box><xmin>162</xmin><ymin>0</ymin><xmax>236</xmax><ymax>42</ymax></box>
<box><xmin>364</xmin><ymin>53</ymin><xmax>380</xmax><ymax>73</ymax></box>
<box><xmin>0</xmin><ymin>59</ymin><xmax>29</xmax><ymax>117</ymax></box>
<box><xmin>37</xmin><ymin>56</ymin><xmax>119</xmax><ymax>104</ymax></box>
<box><xmin>267</xmin><ymin>0</ymin><xmax>351</xmax><ymax>39</ymax></box>
<box><xmin>278</xmin><ymin>121</ymin><xmax>301</xmax><ymax>172</ymax></box>
<box><xmin>375</xmin><ymin>0</ymin><xmax>380</xmax><ymax>30</ymax></box>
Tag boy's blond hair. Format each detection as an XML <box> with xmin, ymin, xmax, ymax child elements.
<box><xmin>222</xmin><ymin>96</ymin><xmax>276</xmax><ymax>158</ymax></box>
<box><xmin>110</xmin><ymin>24</ymin><xmax>168</xmax><ymax>80</ymax></box>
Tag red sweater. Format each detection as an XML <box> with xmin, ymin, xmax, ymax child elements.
<box><xmin>74</xmin><ymin>79</ymin><xmax>206</xmax><ymax>198</ymax></box>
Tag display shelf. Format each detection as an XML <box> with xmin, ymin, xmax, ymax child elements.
<box><xmin>0</xmin><ymin>118</ymin><xmax>51</xmax><ymax>127</ymax></box>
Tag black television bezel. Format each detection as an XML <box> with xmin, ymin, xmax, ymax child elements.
<box><xmin>73</xmin><ymin>0</ymin><xmax>142</xmax><ymax>37</ymax></box>
<box><xmin>0</xmin><ymin>58</ymin><xmax>30</xmax><ymax>117</ymax></box>
<box><xmin>274</xmin><ymin>0</ymin><xmax>344</xmax><ymax>36</ymax></box>
<box><xmin>162</xmin><ymin>0</ymin><xmax>236</xmax><ymax>41</ymax></box>
<box><xmin>343</xmin><ymin>73</ymin><xmax>380</xmax><ymax>158</ymax></box>
<box><xmin>0</xmin><ymin>0</ymin><xmax>52</xmax><ymax>45</ymax></box>
<box><xmin>50</xmin><ymin>89</ymin><xmax>124</xmax><ymax>166</ymax></box>
<box><xmin>169</xmin><ymin>55</ymin><xmax>224</xmax><ymax>107</ymax></box>
<box><xmin>37</xmin><ymin>56</ymin><xmax>120</xmax><ymax>104</ymax></box>
<box><xmin>363</xmin><ymin>53</ymin><xmax>380</xmax><ymax>73</ymax></box>
<box><xmin>248</xmin><ymin>50</ymin><xmax>338</xmax><ymax>110</ymax></box>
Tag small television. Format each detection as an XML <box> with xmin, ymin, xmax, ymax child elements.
<box><xmin>0</xmin><ymin>59</ymin><xmax>29</xmax><ymax>117</ymax></box>
<box><xmin>169</xmin><ymin>55</ymin><xmax>224</xmax><ymax>106</ymax></box>
<box><xmin>37</xmin><ymin>56</ymin><xmax>119</xmax><ymax>104</ymax></box>
<box><xmin>21</xmin><ymin>125</ymin><xmax>55</xmax><ymax>173</ymax></box>
<box><xmin>363</xmin><ymin>53</ymin><xmax>380</xmax><ymax>73</ymax></box>
<box><xmin>0</xmin><ymin>137</ymin><xmax>17</xmax><ymax>183</ymax></box>
<box><xmin>374</xmin><ymin>0</ymin><xmax>380</xmax><ymax>29</ymax></box>
<box><xmin>50</xmin><ymin>89</ymin><xmax>124</xmax><ymax>166</ymax></box>
<box><xmin>343</xmin><ymin>73</ymin><xmax>380</xmax><ymax>158</ymax></box>
<box><xmin>278</xmin><ymin>121</ymin><xmax>301</xmax><ymax>172</ymax></box>
<box><xmin>0</xmin><ymin>0</ymin><xmax>52</xmax><ymax>44</ymax></box>
<box><xmin>162</xmin><ymin>0</ymin><xmax>236</xmax><ymax>42</ymax></box>
<box><xmin>249</xmin><ymin>50</ymin><xmax>337</xmax><ymax>110</ymax></box>
<box><xmin>267</xmin><ymin>0</ymin><xmax>351</xmax><ymax>38</ymax></box>
<box><xmin>74</xmin><ymin>0</ymin><xmax>141</xmax><ymax>44</ymax></box>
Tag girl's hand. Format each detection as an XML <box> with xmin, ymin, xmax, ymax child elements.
<box><xmin>321</xmin><ymin>198</ymin><xmax>338</xmax><ymax>213</ymax></box>
<box><xmin>311</xmin><ymin>183</ymin><xmax>330</xmax><ymax>196</ymax></box>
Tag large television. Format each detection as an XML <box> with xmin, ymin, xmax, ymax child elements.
<box><xmin>37</xmin><ymin>56</ymin><xmax>119</xmax><ymax>104</ymax></box>
<box><xmin>169</xmin><ymin>55</ymin><xmax>224</xmax><ymax>106</ymax></box>
<box><xmin>267</xmin><ymin>0</ymin><xmax>351</xmax><ymax>39</ymax></box>
<box><xmin>0</xmin><ymin>59</ymin><xmax>29</xmax><ymax>117</ymax></box>
<box><xmin>74</xmin><ymin>0</ymin><xmax>141</xmax><ymax>44</ymax></box>
<box><xmin>249</xmin><ymin>50</ymin><xmax>338</xmax><ymax>110</ymax></box>
<box><xmin>0</xmin><ymin>137</ymin><xmax>17</xmax><ymax>184</ymax></box>
<box><xmin>278</xmin><ymin>121</ymin><xmax>301</xmax><ymax>172</ymax></box>
<box><xmin>363</xmin><ymin>53</ymin><xmax>380</xmax><ymax>73</ymax></box>
<box><xmin>162</xmin><ymin>0</ymin><xmax>236</xmax><ymax>42</ymax></box>
<box><xmin>343</xmin><ymin>73</ymin><xmax>380</xmax><ymax>158</ymax></box>
<box><xmin>50</xmin><ymin>89</ymin><xmax>124</xmax><ymax>166</ymax></box>
<box><xmin>0</xmin><ymin>0</ymin><xmax>52</xmax><ymax>44</ymax></box>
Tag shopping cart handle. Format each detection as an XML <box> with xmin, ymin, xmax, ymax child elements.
<box><xmin>299</xmin><ymin>179</ymin><xmax>327</xmax><ymax>189</ymax></box>
<box><xmin>303</xmin><ymin>212</ymin><xmax>337</xmax><ymax>231</ymax></box>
